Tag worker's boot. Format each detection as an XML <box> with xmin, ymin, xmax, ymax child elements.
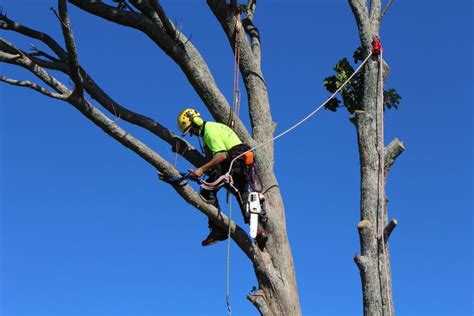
<box><xmin>202</xmin><ymin>224</ymin><xmax>228</xmax><ymax>246</ymax></box>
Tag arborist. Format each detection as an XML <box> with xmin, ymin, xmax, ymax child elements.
<box><xmin>177</xmin><ymin>108</ymin><xmax>268</xmax><ymax>247</ymax></box>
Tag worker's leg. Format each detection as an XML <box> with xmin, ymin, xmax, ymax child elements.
<box><xmin>201</xmin><ymin>168</ymin><xmax>228</xmax><ymax>246</ymax></box>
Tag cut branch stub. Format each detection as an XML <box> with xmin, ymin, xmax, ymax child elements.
<box><xmin>357</xmin><ymin>219</ymin><xmax>375</xmax><ymax>257</ymax></box>
<box><xmin>384</xmin><ymin>138</ymin><xmax>405</xmax><ymax>176</ymax></box>
<box><xmin>383</xmin><ymin>218</ymin><xmax>398</xmax><ymax>242</ymax></box>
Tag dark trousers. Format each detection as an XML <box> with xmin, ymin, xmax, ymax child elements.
<box><xmin>200</xmin><ymin>144</ymin><xmax>255</xmax><ymax>228</ymax></box>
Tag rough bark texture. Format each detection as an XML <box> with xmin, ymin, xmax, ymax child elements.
<box><xmin>348</xmin><ymin>1</ymin><xmax>403</xmax><ymax>315</ymax></box>
<box><xmin>0</xmin><ymin>1</ymin><xmax>300</xmax><ymax>315</ymax></box>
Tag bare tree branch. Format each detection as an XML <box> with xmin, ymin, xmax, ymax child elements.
<box><xmin>380</xmin><ymin>0</ymin><xmax>394</xmax><ymax>21</ymax></box>
<box><xmin>80</xmin><ymin>73</ymin><xmax>207</xmax><ymax>167</ymax></box>
<box><xmin>0</xmin><ymin>39</ymin><xmax>71</xmax><ymax>95</ymax></box>
<box><xmin>149</xmin><ymin>0</ymin><xmax>177</xmax><ymax>39</ymax></box>
<box><xmin>242</xmin><ymin>10</ymin><xmax>261</xmax><ymax>64</ymax></box>
<box><xmin>57</xmin><ymin>0</ymin><xmax>83</xmax><ymax>96</ymax></box>
<box><xmin>0</xmin><ymin>75</ymin><xmax>69</xmax><ymax>100</ymax></box>
<box><xmin>29</xmin><ymin>44</ymin><xmax>61</xmax><ymax>62</ymax></box>
<box><xmin>28</xmin><ymin>55</ymin><xmax>68</xmax><ymax>71</ymax></box>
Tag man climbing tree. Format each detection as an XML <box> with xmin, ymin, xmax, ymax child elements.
<box><xmin>176</xmin><ymin>108</ymin><xmax>268</xmax><ymax>247</ymax></box>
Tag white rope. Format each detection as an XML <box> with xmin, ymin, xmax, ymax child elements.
<box><xmin>225</xmin><ymin>51</ymin><xmax>374</xmax><ymax>176</ymax></box>
<box><xmin>225</xmin><ymin>195</ymin><xmax>233</xmax><ymax>316</ymax></box>
<box><xmin>376</xmin><ymin>49</ymin><xmax>393</xmax><ymax>316</ymax></box>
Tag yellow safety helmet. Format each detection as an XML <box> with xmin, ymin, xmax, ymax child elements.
<box><xmin>177</xmin><ymin>108</ymin><xmax>204</xmax><ymax>135</ymax></box>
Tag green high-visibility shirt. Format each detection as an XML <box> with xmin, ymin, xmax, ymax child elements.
<box><xmin>202</xmin><ymin>122</ymin><xmax>242</xmax><ymax>155</ymax></box>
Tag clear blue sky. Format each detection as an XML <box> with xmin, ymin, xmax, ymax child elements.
<box><xmin>1</xmin><ymin>1</ymin><xmax>472</xmax><ymax>315</ymax></box>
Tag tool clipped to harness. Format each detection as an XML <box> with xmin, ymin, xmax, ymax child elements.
<box><xmin>245</xmin><ymin>192</ymin><xmax>265</xmax><ymax>238</ymax></box>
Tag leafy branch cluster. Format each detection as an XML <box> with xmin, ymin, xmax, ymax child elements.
<box><xmin>323</xmin><ymin>48</ymin><xmax>401</xmax><ymax>113</ymax></box>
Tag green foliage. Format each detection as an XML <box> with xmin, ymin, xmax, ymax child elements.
<box><xmin>323</xmin><ymin>48</ymin><xmax>402</xmax><ymax>114</ymax></box>
<box><xmin>384</xmin><ymin>88</ymin><xmax>401</xmax><ymax>109</ymax></box>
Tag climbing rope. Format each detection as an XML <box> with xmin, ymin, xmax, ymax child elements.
<box><xmin>225</xmin><ymin>6</ymin><xmax>242</xmax><ymax>314</ymax></box>
<box><xmin>198</xmin><ymin>50</ymin><xmax>374</xmax><ymax>192</ymax></box>
<box><xmin>374</xmin><ymin>40</ymin><xmax>393</xmax><ymax>316</ymax></box>
<box><xmin>225</xmin><ymin>194</ymin><xmax>233</xmax><ymax>316</ymax></box>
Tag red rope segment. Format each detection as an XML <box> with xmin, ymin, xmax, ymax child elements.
<box><xmin>229</xmin><ymin>8</ymin><xmax>241</xmax><ymax>129</ymax></box>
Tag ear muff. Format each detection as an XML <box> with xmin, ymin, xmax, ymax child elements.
<box><xmin>191</xmin><ymin>116</ymin><xmax>204</xmax><ymax>127</ymax></box>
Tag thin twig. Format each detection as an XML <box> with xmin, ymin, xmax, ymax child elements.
<box><xmin>380</xmin><ymin>0</ymin><xmax>394</xmax><ymax>20</ymax></box>
<box><xmin>50</xmin><ymin>7</ymin><xmax>67</xmax><ymax>28</ymax></box>
<box><xmin>29</xmin><ymin>44</ymin><xmax>61</xmax><ymax>62</ymax></box>
<box><xmin>0</xmin><ymin>76</ymin><xmax>68</xmax><ymax>100</ymax></box>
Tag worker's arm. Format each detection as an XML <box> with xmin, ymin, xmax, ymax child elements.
<box><xmin>189</xmin><ymin>152</ymin><xmax>228</xmax><ymax>178</ymax></box>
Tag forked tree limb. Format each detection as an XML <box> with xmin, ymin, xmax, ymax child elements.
<box><xmin>0</xmin><ymin>40</ymin><xmax>71</xmax><ymax>95</ymax></box>
<box><xmin>1</xmin><ymin>15</ymin><xmax>205</xmax><ymax>167</ymax></box>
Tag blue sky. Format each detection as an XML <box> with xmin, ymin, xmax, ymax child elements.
<box><xmin>1</xmin><ymin>1</ymin><xmax>472</xmax><ymax>315</ymax></box>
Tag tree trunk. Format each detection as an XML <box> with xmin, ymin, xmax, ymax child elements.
<box><xmin>348</xmin><ymin>1</ymin><xmax>402</xmax><ymax>315</ymax></box>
